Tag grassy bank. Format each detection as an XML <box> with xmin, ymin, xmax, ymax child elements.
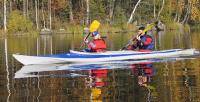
<box><xmin>190</xmin><ymin>24</ymin><xmax>200</xmax><ymax>31</ymax></box>
<box><xmin>53</xmin><ymin>23</ymin><xmax>137</xmax><ymax>34</ymax></box>
<box><xmin>2</xmin><ymin>22</ymin><xmax>196</xmax><ymax>36</ymax></box>
<box><xmin>165</xmin><ymin>22</ymin><xmax>190</xmax><ymax>32</ymax></box>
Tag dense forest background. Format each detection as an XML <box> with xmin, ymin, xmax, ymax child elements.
<box><xmin>0</xmin><ymin>0</ymin><xmax>199</xmax><ymax>34</ymax></box>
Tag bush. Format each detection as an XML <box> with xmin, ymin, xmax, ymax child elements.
<box><xmin>7</xmin><ymin>10</ymin><xmax>34</xmax><ymax>34</ymax></box>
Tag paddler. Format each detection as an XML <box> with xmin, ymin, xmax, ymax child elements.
<box><xmin>126</xmin><ymin>26</ymin><xmax>155</xmax><ymax>51</ymax></box>
<box><xmin>83</xmin><ymin>20</ymin><xmax>107</xmax><ymax>52</ymax></box>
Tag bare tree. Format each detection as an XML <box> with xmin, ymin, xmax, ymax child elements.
<box><xmin>4</xmin><ymin>0</ymin><xmax>7</xmax><ymax>32</ymax></box>
<box><xmin>49</xmin><ymin>0</ymin><xmax>52</xmax><ymax>29</ymax></box>
<box><xmin>127</xmin><ymin>0</ymin><xmax>142</xmax><ymax>24</ymax></box>
<box><xmin>35</xmin><ymin>0</ymin><xmax>39</xmax><ymax>29</ymax></box>
<box><xmin>23</xmin><ymin>0</ymin><xmax>26</xmax><ymax>16</ymax></box>
<box><xmin>109</xmin><ymin>0</ymin><xmax>116</xmax><ymax>24</ymax></box>
<box><xmin>181</xmin><ymin>0</ymin><xmax>190</xmax><ymax>24</ymax></box>
<box><xmin>26</xmin><ymin>0</ymin><xmax>29</xmax><ymax>17</ymax></box>
<box><xmin>42</xmin><ymin>1</ymin><xmax>46</xmax><ymax>29</ymax></box>
<box><xmin>174</xmin><ymin>0</ymin><xmax>179</xmax><ymax>22</ymax></box>
<box><xmin>86</xmin><ymin>0</ymin><xmax>89</xmax><ymax>26</ymax></box>
<box><xmin>9</xmin><ymin>0</ymin><xmax>12</xmax><ymax>12</ymax></box>
<box><xmin>157</xmin><ymin>0</ymin><xmax>165</xmax><ymax>20</ymax></box>
<box><xmin>69</xmin><ymin>0</ymin><xmax>74</xmax><ymax>23</ymax></box>
<box><xmin>153</xmin><ymin>0</ymin><xmax>156</xmax><ymax>18</ymax></box>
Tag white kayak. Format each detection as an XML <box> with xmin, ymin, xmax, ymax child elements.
<box><xmin>13</xmin><ymin>49</ymin><xmax>199</xmax><ymax>65</ymax></box>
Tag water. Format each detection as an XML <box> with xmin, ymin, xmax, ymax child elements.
<box><xmin>0</xmin><ymin>30</ymin><xmax>200</xmax><ymax>102</ymax></box>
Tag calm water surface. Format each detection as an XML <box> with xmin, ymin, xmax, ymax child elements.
<box><xmin>0</xmin><ymin>30</ymin><xmax>200</xmax><ymax>102</ymax></box>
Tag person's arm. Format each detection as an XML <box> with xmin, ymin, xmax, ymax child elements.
<box><xmin>87</xmin><ymin>41</ymin><xmax>96</xmax><ymax>49</ymax></box>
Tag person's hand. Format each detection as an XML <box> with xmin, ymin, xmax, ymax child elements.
<box><xmin>84</xmin><ymin>39</ymin><xmax>89</xmax><ymax>44</ymax></box>
<box><xmin>136</xmin><ymin>35</ymin><xmax>141</xmax><ymax>41</ymax></box>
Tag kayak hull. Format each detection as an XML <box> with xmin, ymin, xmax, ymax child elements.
<box><xmin>13</xmin><ymin>49</ymin><xmax>199</xmax><ymax>65</ymax></box>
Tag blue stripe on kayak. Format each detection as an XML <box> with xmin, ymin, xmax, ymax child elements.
<box><xmin>43</xmin><ymin>49</ymin><xmax>184</xmax><ymax>58</ymax></box>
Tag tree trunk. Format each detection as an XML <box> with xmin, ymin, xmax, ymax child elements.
<box><xmin>86</xmin><ymin>0</ymin><xmax>89</xmax><ymax>26</ymax></box>
<box><xmin>174</xmin><ymin>0</ymin><xmax>178</xmax><ymax>22</ymax></box>
<box><xmin>153</xmin><ymin>0</ymin><xmax>156</xmax><ymax>18</ymax></box>
<box><xmin>181</xmin><ymin>0</ymin><xmax>190</xmax><ymax>24</ymax></box>
<box><xmin>42</xmin><ymin>1</ymin><xmax>46</xmax><ymax>29</ymax></box>
<box><xmin>23</xmin><ymin>0</ymin><xmax>26</xmax><ymax>16</ymax></box>
<box><xmin>69</xmin><ymin>0</ymin><xmax>74</xmax><ymax>23</ymax></box>
<box><xmin>177</xmin><ymin>14</ymin><xmax>180</xmax><ymax>22</ymax></box>
<box><xmin>174</xmin><ymin>12</ymin><xmax>178</xmax><ymax>22</ymax></box>
<box><xmin>26</xmin><ymin>0</ymin><xmax>29</xmax><ymax>17</ymax></box>
<box><xmin>127</xmin><ymin>0</ymin><xmax>142</xmax><ymax>24</ymax></box>
<box><xmin>35</xmin><ymin>0</ymin><xmax>39</xmax><ymax>29</ymax></box>
<box><xmin>4</xmin><ymin>0</ymin><xmax>7</xmax><ymax>32</ymax></box>
<box><xmin>109</xmin><ymin>0</ymin><xmax>116</xmax><ymax>24</ymax></box>
<box><xmin>49</xmin><ymin>0</ymin><xmax>52</xmax><ymax>29</ymax></box>
<box><xmin>157</xmin><ymin>0</ymin><xmax>165</xmax><ymax>20</ymax></box>
<box><xmin>9</xmin><ymin>0</ymin><xmax>12</xmax><ymax>12</ymax></box>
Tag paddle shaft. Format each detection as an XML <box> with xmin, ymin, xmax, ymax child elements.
<box><xmin>80</xmin><ymin>32</ymin><xmax>91</xmax><ymax>49</ymax></box>
<box><xmin>121</xmin><ymin>33</ymin><xmax>142</xmax><ymax>50</ymax></box>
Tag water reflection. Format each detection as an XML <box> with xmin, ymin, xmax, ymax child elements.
<box><xmin>0</xmin><ymin>30</ymin><xmax>200</xmax><ymax>101</ymax></box>
<box><xmin>5</xmin><ymin>38</ymin><xmax>11</xmax><ymax>102</ymax></box>
<box><xmin>86</xmin><ymin>69</ymin><xmax>108</xmax><ymax>102</ymax></box>
<box><xmin>14</xmin><ymin>58</ymin><xmax>186</xmax><ymax>102</ymax></box>
<box><xmin>130</xmin><ymin>62</ymin><xmax>156</xmax><ymax>102</ymax></box>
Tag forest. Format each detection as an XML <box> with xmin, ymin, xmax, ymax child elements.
<box><xmin>0</xmin><ymin>0</ymin><xmax>200</xmax><ymax>34</ymax></box>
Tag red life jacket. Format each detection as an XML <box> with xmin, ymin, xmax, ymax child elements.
<box><xmin>88</xmin><ymin>39</ymin><xmax>106</xmax><ymax>52</ymax></box>
<box><xmin>91</xmin><ymin>69</ymin><xmax>108</xmax><ymax>87</ymax></box>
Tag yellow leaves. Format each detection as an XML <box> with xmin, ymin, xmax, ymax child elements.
<box><xmin>190</xmin><ymin>0</ymin><xmax>200</xmax><ymax>21</ymax></box>
<box><xmin>51</xmin><ymin>0</ymin><xmax>68</xmax><ymax>11</ymax></box>
<box><xmin>191</xmin><ymin>7</ymin><xmax>200</xmax><ymax>21</ymax></box>
<box><xmin>7</xmin><ymin>10</ymin><xmax>34</xmax><ymax>34</ymax></box>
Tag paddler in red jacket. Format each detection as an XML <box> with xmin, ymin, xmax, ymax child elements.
<box><xmin>84</xmin><ymin>31</ymin><xmax>107</xmax><ymax>52</ymax></box>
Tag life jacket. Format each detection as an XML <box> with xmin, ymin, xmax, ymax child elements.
<box><xmin>88</xmin><ymin>39</ymin><xmax>107</xmax><ymax>52</ymax></box>
<box><xmin>91</xmin><ymin>69</ymin><xmax>108</xmax><ymax>87</ymax></box>
<box><xmin>137</xmin><ymin>34</ymin><xmax>154</xmax><ymax>50</ymax></box>
<box><xmin>91</xmin><ymin>69</ymin><xmax>108</xmax><ymax>78</ymax></box>
<box><xmin>131</xmin><ymin>63</ymin><xmax>155</xmax><ymax>77</ymax></box>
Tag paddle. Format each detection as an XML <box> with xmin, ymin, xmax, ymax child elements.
<box><xmin>80</xmin><ymin>20</ymin><xmax>101</xmax><ymax>49</ymax></box>
<box><xmin>121</xmin><ymin>22</ymin><xmax>158</xmax><ymax>50</ymax></box>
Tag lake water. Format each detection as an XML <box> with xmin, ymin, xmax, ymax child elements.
<box><xmin>0</xmin><ymin>30</ymin><xmax>200</xmax><ymax>102</ymax></box>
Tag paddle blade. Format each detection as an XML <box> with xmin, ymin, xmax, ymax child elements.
<box><xmin>89</xmin><ymin>20</ymin><xmax>100</xmax><ymax>32</ymax></box>
<box><xmin>143</xmin><ymin>21</ymin><xmax>157</xmax><ymax>33</ymax></box>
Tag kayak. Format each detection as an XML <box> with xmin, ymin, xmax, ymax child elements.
<box><xmin>13</xmin><ymin>49</ymin><xmax>199</xmax><ymax>65</ymax></box>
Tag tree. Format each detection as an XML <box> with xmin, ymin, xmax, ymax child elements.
<box><xmin>109</xmin><ymin>0</ymin><xmax>116</xmax><ymax>24</ymax></box>
<box><xmin>7</xmin><ymin>10</ymin><xmax>34</xmax><ymax>33</ymax></box>
<box><xmin>127</xmin><ymin>0</ymin><xmax>142</xmax><ymax>24</ymax></box>
<box><xmin>69</xmin><ymin>0</ymin><xmax>74</xmax><ymax>23</ymax></box>
<box><xmin>157</xmin><ymin>0</ymin><xmax>165</xmax><ymax>20</ymax></box>
<box><xmin>86</xmin><ymin>0</ymin><xmax>89</xmax><ymax>26</ymax></box>
<box><xmin>4</xmin><ymin>0</ymin><xmax>7</xmax><ymax>32</ymax></box>
<box><xmin>49</xmin><ymin>0</ymin><xmax>52</xmax><ymax>29</ymax></box>
<box><xmin>35</xmin><ymin>0</ymin><xmax>39</xmax><ymax>29</ymax></box>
